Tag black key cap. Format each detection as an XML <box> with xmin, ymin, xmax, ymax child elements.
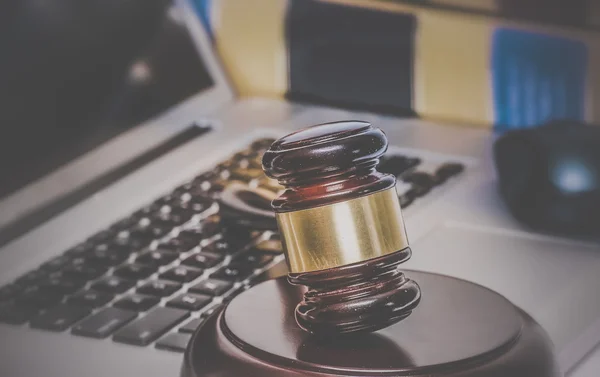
<box><xmin>113</xmin><ymin>294</ymin><xmax>159</xmax><ymax>312</ymax></box>
<box><xmin>92</xmin><ymin>276</ymin><xmax>136</xmax><ymax>294</ymax></box>
<box><xmin>202</xmin><ymin>240</ymin><xmax>233</xmax><ymax>254</ymax></box>
<box><xmin>88</xmin><ymin>229</ymin><xmax>116</xmax><ymax>244</ymax></box>
<box><xmin>67</xmin><ymin>290</ymin><xmax>114</xmax><ymax>308</ymax></box>
<box><xmin>30</xmin><ymin>304</ymin><xmax>90</xmax><ymax>331</ymax></box>
<box><xmin>0</xmin><ymin>284</ymin><xmax>22</xmax><ymax>301</ymax></box>
<box><xmin>181</xmin><ymin>252</ymin><xmax>224</xmax><ymax>269</ymax></box>
<box><xmin>137</xmin><ymin>280</ymin><xmax>181</xmax><ymax>297</ymax></box>
<box><xmin>179</xmin><ymin>220</ymin><xmax>221</xmax><ymax>242</ymax></box>
<box><xmin>131</xmin><ymin>217</ymin><xmax>171</xmax><ymax>240</ymax></box>
<box><xmin>113</xmin><ymin>230</ymin><xmax>148</xmax><ymax>250</ymax></box>
<box><xmin>16</xmin><ymin>269</ymin><xmax>47</xmax><ymax>286</ymax></box>
<box><xmin>156</xmin><ymin>332</ymin><xmax>192</xmax><ymax>352</ymax></box>
<box><xmin>72</xmin><ymin>307</ymin><xmax>137</xmax><ymax>338</ymax></box>
<box><xmin>63</xmin><ymin>264</ymin><xmax>107</xmax><ymax>281</ymax></box>
<box><xmin>88</xmin><ymin>244</ymin><xmax>130</xmax><ymax>267</ymax></box>
<box><xmin>201</xmin><ymin>303</ymin><xmax>224</xmax><ymax>318</ymax></box>
<box><xmin>189</xmin><ymin>279</ymin><xmax>232</xmax><ymax>296</ymax></box>
<box><xmin>110</xmin><ymin>216</ymin><xmax>141</xmax><ymax>232</ymax></box>
<box><xmin>16</xmin><ymin>288</ymin><xmax>64</xmax><ymax>310</ymax></box>
<box><xmin>152</xmin><ymin>211</ymin><xmax>192</xmax><ymax>229</ymax></box>
<box><xmin>230</xmin><ymin>250</ymin><xmax>274</xmax><ymax>269</ymax></box>
<box><xmin>113</xmin><ymin>307</ymin><xmax>189</xmax><ymax>346</ymax></box>
<box><xmin>210</xmin><ymin>265</ymin><xmax>253</xmax><ymax>282</ymax></box>
<box><xmin>0</xmin><ymin>302</ymin><xmax>37</xmax><ymax>324</ymax></box>
<box><xmin>221</xmin><ymin>226</ymin><xmax>256</xmax><ymax>249</ymax></box>
<box><xmin>41</xmin><ymin>255</ymin><xmax>72</xmax><ymax>271</ymax></box>
<box><xmin>113</xmin><ymin>263</ymin><xmax>156</xmax><ymax>280</ymax></box>
<box><xmin>136</xmin><ymin>250</ymin><xmax>178</xmax><ymax>267</ymax></box>
<box><xmin>179</xmin><ymin>317</ymin><xmax>204</xmax><ymax>333</ymax></box>
<box><xmin>39</xmin><ymin>276</ymin><xmax>86</xmax><ymax>295</ymax></box>
<box><xmin>157</xmin><ymin>237</ymin><xmax>199</xmax><ymax>253</ymax></box>
<box><xmin>64</xmin><ymin>242</ymin><xmax>94</xmax><ymax>256</ymax></box>
<box><xmin>160</xmin><ymin>266</ymin><xmax>203</xmax><ymax>283</ymax></box>
<box><xmin>167</xmin><ymin>293</ymin><xmax>211</xmax><ymax>311</ymax></box>
<box><xmin>177</xmin><ymin>196</ymin><xmax>213</xmax><ymax>214</ymax></box>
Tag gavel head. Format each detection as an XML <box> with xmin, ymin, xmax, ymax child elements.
<box><xmin>262</xmin><ymin>121</ymin><xmax>421</xmax><ymax>336</ymax></box>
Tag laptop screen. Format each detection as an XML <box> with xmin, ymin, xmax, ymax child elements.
<box><xmin>0</xmin><ymin>0</ymin><xmax>214</xmax><ymax>200</ymax></box>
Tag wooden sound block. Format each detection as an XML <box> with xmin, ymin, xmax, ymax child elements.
<box><xmin>182</xmin><ymin>271</ymin><xmax>560</xmax><ymax>377</ymax></box>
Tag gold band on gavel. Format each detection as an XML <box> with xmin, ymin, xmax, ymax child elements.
<box><xmin>276</xmin><ymin>187</ymin><xmax>409</xmax><ymax>273</ymax></box>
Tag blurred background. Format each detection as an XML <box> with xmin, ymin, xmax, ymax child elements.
<box><xmin>199</xmin><ymin>0</ymin><xmax>598</xmax><ymax>129</ymax></box>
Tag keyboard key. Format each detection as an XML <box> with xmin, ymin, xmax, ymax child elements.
<box><xmin>41</xmin><ymin>255</ymin><xmax>72</xmax><ymax>271</ymax></box>
<box><xmin>156</xmin><ymin>332</ymin><xmax>192</xmax><ymax>352</ymax></box>
<box><xmin>136</xmin><ymin>250</ymin><xmax>178</xmax><ymax>267</ymax></box>
<box><xmin>210</xmin><ymin>265</ymin><xmax>254</xmax><ymax>282</ymax></box>
<box><xmin>189</xmin><ymin>279</ymin><xmax>232</xmax><ymax>296</ymax></box>
<box><xmin>16</xmin><ymin>269</ymin><xmax>47</xmax><ymax>286</ymax></box>
<box><xmin>113</xmin><ymin>230</ymin><xmax>148</xmax><ymax>250</ymax></box>
<box><xmin>110</xmin><ymin>216</ymin><xmax>141</xmax><ymax>232</ymax></box>
<box><xmin>92</xmin><ymin>276</ymin><xmax>136</xmax><ymax>294</ymax></box>
<box><xmin>67</xmin><ymin>290</ymin><xmax>114</xmax><ymax>308</ymax></box>
<box><xmin>16</xmin><ymin>288</ymin><xmax>64</xmax><ymax>310</ymax></box>
<box><xmin>113</xmin><ymin>263</ymin><xmax>156</xmax><ymax>280</ymax></box>
<box><xmin>231</xmin><ymin>250</ymin><xmax>274</xmax><ymax>269</ymax></box>
<box><xmin>182</xmin><ymin>220</ymin><xmax>221</xmax><ymax>241</ymax></box>
<box><xmin>160</xmin><ymin>266</ymin><xmax>203</xmax><ymax>283</ymax></box>
<box><xmin>39</xmin><ymin>276</ymin><xmax>86</xmax><ymax>295</ymax></box>
<box><xmin>178</xmin><ymin>317</ymin><xmax>204</xmax><ymax>333</ymax></box>
<box><xmin>167</xmin><ymin>293</ymin><xmax>211</xmax><ymax>311</ymax></box>
<box><xmin>202</xmin><ymin>240</ymin><xmax>233</xmax><ymax>254</ymax></box>
<box><xmin>181</xmin><ymin>252</ymin><xmax>224</xmax><ymax>269</ymax></box>
<box><xmin>87</xmin><ymin>229</ymin><xmax>116</xmax><ymax>244</ymax></box>
<box><xmin>63</xmin><ymin>264</ymin><xmax>107</xmax><ymax>281</ymax></box>
<box><xmin>113</xmin><ymin>294</ymin><xmax>159</xmax><ymax>312</ymax></box>
<box><xmin>88</xmin><ymin>245</ymin><xmax>130</xmax><ymax>267</ymax></box>
<box><xmin>30</xmin><ymin>304</ymin><xmax>91</xmax><ymax>332</ymax></box>
<box><xmin>157</xmin><ymin>237</ymin><xmax>199</xmax><ymax>253</ymax></box>
<box><xmin>113</xmin><ymin>307</ymin><xmax>189</xmax><ymax>346</ymax></box>
<box><xmin>64</xmin><ymin>242</ymin><xmax>94</xmax><ymax>256</ymax></box>
<box><xmin>178</xmin><ymin>196</ymin><xmax>213</xmax><ymax>214</ymax></box>
<box><xmin>72</xmin><ymin>307</ymin><xmax>137</xmax><ymax>338</ymax></box>
<box><xmin>0</xmin><ymin>284</ymin><xmax>22</xmax><ymax>301</ymax></box>
<box><xmin>137</xmin><ymin>280</ymin><xmax>181</xmax><ymax>297</ymax></box>
<box><xmin>0</xmin><ymin>303</ymin><xmax>37</xmax><ymax>324</ymax></box>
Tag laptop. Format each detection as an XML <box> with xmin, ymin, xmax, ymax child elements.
<box><xmin>0</xmin><ymin>0</ymin><xmax>599</xmax><ymax>376</ymax></box>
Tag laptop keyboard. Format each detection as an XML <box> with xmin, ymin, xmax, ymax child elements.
<box><xmin>0</xmin><ymin>137</ymin><xmax>464</xmax><ymax>352</ymax></box>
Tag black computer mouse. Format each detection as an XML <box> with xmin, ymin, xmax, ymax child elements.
<box><xmin>494</xmin><ymin>120</ymin><xmax>600</xmax><ymax>236</ymax></box>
